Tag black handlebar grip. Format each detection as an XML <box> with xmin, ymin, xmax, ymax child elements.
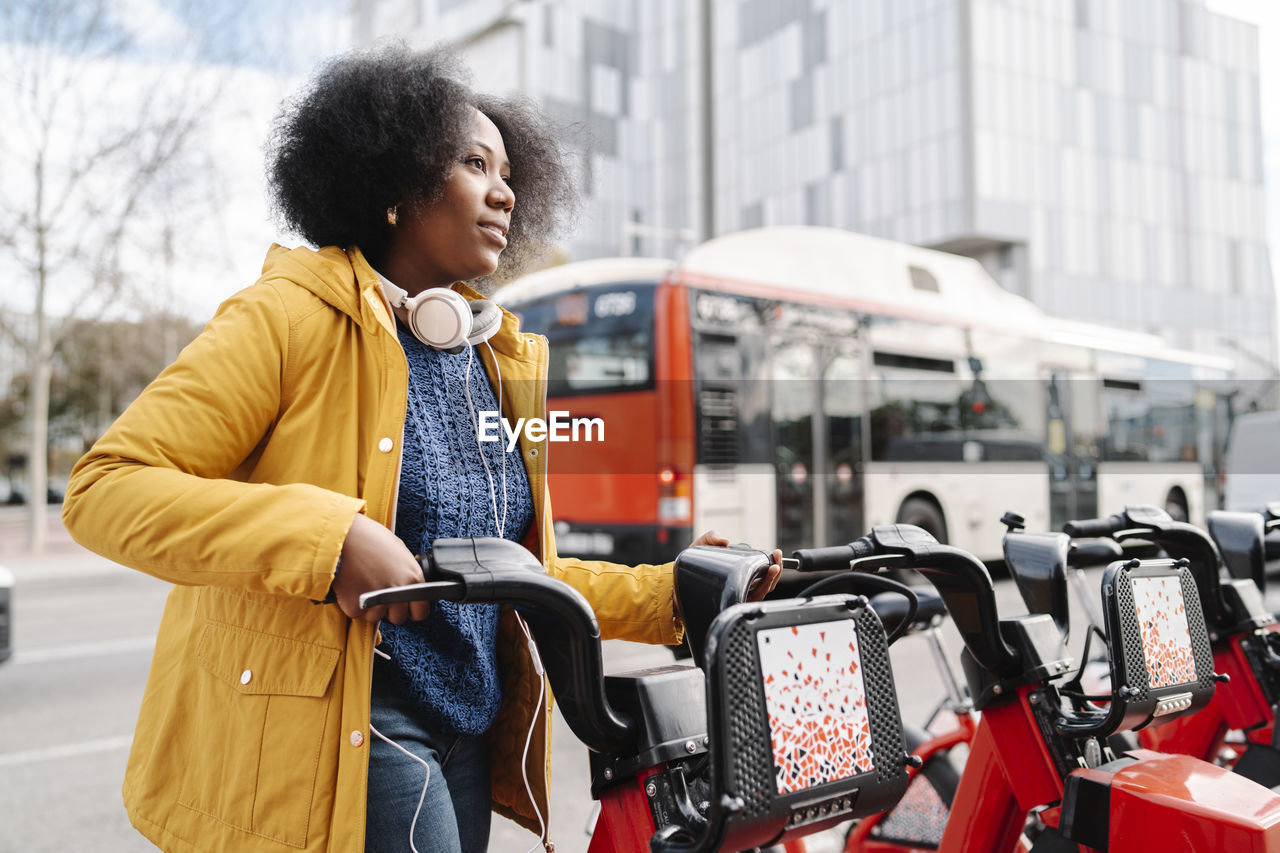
<box><xmin>1063</xmin><ymin>514</ymin><xmax>1126</xmax><ymax>538</ymax></box>
<box><xmin>1266</xmin><ymin>535</ymin><xmax>1280</xmax><ymax>562</ymax></box>
<box><xmin>791</xmin><ymin>537</ymin><xmax>876</xmax><ymax>573</ymax></box>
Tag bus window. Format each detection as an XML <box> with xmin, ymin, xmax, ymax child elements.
<box><xmin>694</xmin><ymin>332</ymin><xmax>740</xmax><ymax>383</ymax></box>
<box><xmin>868</xmin><ymin>376</ymin><xmax>964</xmax><ymax>462</ymax></box>
<box><xmin>824</xmin><ymin>351</ymin><xmax>864</xmax><ymax>545</ymax></box>
<box><xmin>771</xmin><ymin>341</ymin><xmax>816</xmax><ymax>554</ymax></box>
<box><xmin>1100</xmin><ymin>379</ymin><xmax>1199</xmax><ymax>464</ymax></box>
<box><xmin>1047</xmin><ymin>374</ymin><xmax>1101</xmax><ymax>529</ymax></box>
<box><xmin>513</xmin><ymin>284</ymin><xmax>656</xmax><ymax>397</ymax></box>
<box><xmin>867</xmin><ymin>381</ymin><xmax>1045</xmax><ymax>475</ymax></box>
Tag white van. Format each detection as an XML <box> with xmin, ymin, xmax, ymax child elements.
<box><xmin>1223</xmin><ymin>411</ymin><xmax>1280</xmax><ymax>513</ymax></box>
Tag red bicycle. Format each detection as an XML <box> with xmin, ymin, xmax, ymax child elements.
<box><xmin>839</xmin><ymin>588</ymin><xmax>977</xmax><ymax>853</ymax></box>
<box><xmin>361</xmin><ymin>538</ymin><xmax>917</xmax><ymax>852</ymax></box>
<box><xmin>1053</xmin><ymin>504</ymin><xmax>1280</xmax><ymax>788</ymax></box>
<box><xmin>819</xmin><ymin>516</ymin><xmax>1128</xmax><ymax>853</ymax></box>
<box><xmin>790</xmin><ymin>523</ymin><xmax>1280</xmax><ymax>852</ymax></box>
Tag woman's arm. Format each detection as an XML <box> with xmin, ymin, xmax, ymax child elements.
<box><xmin>549</xmin><ymin>532</ymin><xmax>780</xmax><ymax>646</ymax></box>
<box><xmin>61</xmin><ymin>283</ymin><xmax>364</xmax><ymax>601</ymax></box>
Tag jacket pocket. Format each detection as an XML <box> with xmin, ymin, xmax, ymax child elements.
<box><xmin>178</xmin><ymin>621</ymin><xmax>340</xmax><ymax>848</ymax></box>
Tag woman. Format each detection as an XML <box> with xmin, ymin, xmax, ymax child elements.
<box><xmin>61</xmin><ymin>43</ymin><xmax>778</xmax><ymax>853</ymax></box>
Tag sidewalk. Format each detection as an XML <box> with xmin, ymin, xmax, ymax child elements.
<box><xmin>0</xmin><ymin>505</ymin><xmax>124</xmax><ymax>580</ymax></box>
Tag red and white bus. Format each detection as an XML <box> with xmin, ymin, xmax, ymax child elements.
<box><xmin>497</xmin><ymin>226</ymin><xmax>1234</xmax><ymax>562</ymax></box>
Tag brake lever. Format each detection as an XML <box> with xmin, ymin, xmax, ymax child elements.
<box><xmin>358</xmin><ymin>579</ymin><xmax>465</xmax><ymax>610</ymax></box>
<box><xmin>1111</xmin><ymin>528</ymin><xmax>1160</xmax><ymax>543</ymax></box>
<box><xmin>848</xmin><ymin>553</ymin><xmax>912</xmax><ymax>573</ymax></box>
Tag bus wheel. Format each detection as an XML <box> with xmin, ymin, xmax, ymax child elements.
<box><xmin>896</xmin><ymin>497</ymin><xmax>948</xmax><ymax>543</ymax></box>
<box><xmin>1165</xmin><ymin>488</ymin><xmax>1189</xmax><ymax>523</ymax></box>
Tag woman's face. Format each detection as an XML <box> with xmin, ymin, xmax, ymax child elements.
<box><xmin>390</xmin><ymin>110</ymin><xmax>515</xmax><ymax>293</ymax></box>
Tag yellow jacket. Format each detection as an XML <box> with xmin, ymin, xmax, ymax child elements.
<box><xmin>62</xmin><ymin>244</ymin><xmax>682</xmax><ymax>852</ymax></box>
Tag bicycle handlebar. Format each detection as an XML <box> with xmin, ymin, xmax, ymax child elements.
<box><xmin>360</xmin><ymin>537</ymin><xmax>638</xmax><ymax>755</ymax></box>
<box><xmin>1064</xmin><ymin>505</ymin><xmax>1228</xmax><ymax>628</ymax></box>
<box><xmin>1062</xmin><ymin>513</ymin><xmax>1126</xmax><ymax>538</ymax></box>
<box><xmin>790</xmin><ymin>536</ymin><xmax>877</xmax><ymax>572</ymax></box>
<box><xmin>797</xmin><ymin>525</ymin><xmax>1022</xmax><ymax>678</ymax></box>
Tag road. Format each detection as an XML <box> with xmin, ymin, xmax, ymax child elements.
<box><xmin>4</xmin><ymin>529</ymin><xmax>1271</xmax><ymax>853</ymax></box>
<box><xmin>0</xmin><ymin>543</ymin><xmax>677</xmax><ymax>853</ymax></box>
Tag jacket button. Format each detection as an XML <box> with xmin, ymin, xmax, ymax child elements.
<box><xmin>240</xmin><ymin>669</ymin><xmax>252</xmax><ymax>685</ymax></box>
<box><xmin>378</xmin><ymin>437</ymin><xmax>394</xmax><ymax>453</ymax></box>
<box><xmin>528</xmin><ymin>447</ymin><xmax>538</xmax><ymax>457</ymax></box>
<box><xmin>350</xmin><ymin>730</ymin><xmax>365</xmax><ymax>748</ymax></box>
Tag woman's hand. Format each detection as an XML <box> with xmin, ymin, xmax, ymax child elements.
<box><xmin>750</xmin><ymin>548</ymin><xmax>783</xmax><ymax>601</ymax></box>
<box><xmin>331</xmin><ymin>514</ymin><xmax>432</xmax><ymax>625</ymax></box>
<box><xmin>688</xmin><ymin>530</ymin><xmax>783</xmax><ymax>603</ymax></box>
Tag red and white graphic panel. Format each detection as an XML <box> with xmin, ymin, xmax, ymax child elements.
<box><xmin>757</xmin><ymin>619</ymin><xmax>874</xmax><ymax>795</ymax></box>
<box><xmin>1131</xmin><ymin>576</ymin><xmax>1196</xmax><ymax>688</ymax></box>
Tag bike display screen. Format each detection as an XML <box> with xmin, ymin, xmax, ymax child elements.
<box><xmin>757</xmin><ymin>619</ymin><xmax>874</xmax><ymax>795</ymax></box>
<box><xmin>1130</xmin><ymin>574</ymin><xmax>1197</xmax><ymax>688</ymax></box>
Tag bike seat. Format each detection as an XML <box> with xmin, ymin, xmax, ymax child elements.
<box><xmin>870</xmin><ymin>589</ymin><xmax>946</xmax><ymax>630</ymax></box>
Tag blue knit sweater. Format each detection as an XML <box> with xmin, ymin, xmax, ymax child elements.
<box><xmin>377</xmin><ymin>327</ymin><xmax>534</xmax><ymax>736</ymax></box>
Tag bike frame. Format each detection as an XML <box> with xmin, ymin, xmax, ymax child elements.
<box><xmin>1138</xmin><ymin>624</ymin><xmax>1280</xmax><ymax>760</ymax></box>
<box><xmin>938</xmin><ymin>637</ymin><xmax>1280</xmax><ymax>848</ymax></box>
<box><xmin>842</xmin><ymin>711</ymin><xmax>979</xmax><ymax>853</ymax></box>
<box><xmin>849</xmin><ymin>525</ymin><xmax>1280</xmax><ymax>853</ymax></box>
<box><xmin>587</xmin><ymin>768</ymin><xmax>666</xmax><ymax>853</ymax></box>
<box><xmin>1059</xmin><ymin>507</ymin><xmax>1280</xmax><ymax>781</ymax></box>
<box><xmin>937</xmin><ymin>686</ymin><xmax>1056</xmax><ymax>853</ymax></box>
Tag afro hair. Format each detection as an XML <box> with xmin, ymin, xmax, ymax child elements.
<box><xmin>267</xmin><ymin>41</ymin><xmax>575</xmax><ymax>280</ymax></box>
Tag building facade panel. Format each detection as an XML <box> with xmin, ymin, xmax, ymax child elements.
<box><xmin>350</xmin><ymin>0</ymin><xmax>1275</xmax><ymax>369</ymax></box>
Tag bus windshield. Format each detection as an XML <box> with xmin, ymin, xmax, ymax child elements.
<box><xmin>508</xmin><ymin>283</ymin><xmax>656</xmax><ymax>397</ymax></box>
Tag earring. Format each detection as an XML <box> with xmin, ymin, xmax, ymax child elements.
<box><xmin>386</xmin><ymin>206</ymin><xmax>398</xmax><ymax>226</ymax></box>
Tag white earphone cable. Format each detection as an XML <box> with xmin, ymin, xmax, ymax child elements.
<box><xmin>464</xmin><ymin>342</ymin><xmax>506</xmax><ymax>538</ymax></box>
<box><xmin>515</xmin><ymin>613</ymin><xmax>548</xmax><ymax>853</ymax></box>
<box><xmin>482</xmin><ymin>338</ymin><xmax>509</xmax><ymax>537</ymax></box>
<box><xmin>371</xmin><ymin>643</ymin><xmax>430</xmax><ymax>853</ymax></box>
<box><xmin>368</xmin><ymin>722</ymin><xmax>431</xmax><ymax>853</ymax></box>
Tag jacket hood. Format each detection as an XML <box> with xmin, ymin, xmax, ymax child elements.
<box><xmin>260</xmin><ymin>243</ymin><xmax>377</xmax><ymax>323</ymax></box>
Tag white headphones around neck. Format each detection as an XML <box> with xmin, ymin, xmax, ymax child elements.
<box><xmin>379</xmin><ymin>279</ymin><xmax>502</xmax><ymax>351</ymax></box>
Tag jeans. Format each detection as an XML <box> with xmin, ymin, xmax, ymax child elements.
<box><xmin>365</xmin><ymin>658</ymin><xmax>492</xmax><ymax>853</ymax></box>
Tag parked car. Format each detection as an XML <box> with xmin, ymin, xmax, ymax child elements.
<box><xmin>4</xmin><ymin>488</ymin><xmax>64</xmax><ymax>505</ymax></box>
<box><xmin>0</xmin><ymin>565</ymin><xmax>12</xmax><ymax>664</ymax></box>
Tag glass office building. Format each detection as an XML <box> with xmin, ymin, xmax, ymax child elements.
<box><xmin>352</xmin><ymin>0</ymin><xmax>1276</xmax><ymax>367</ymax></box>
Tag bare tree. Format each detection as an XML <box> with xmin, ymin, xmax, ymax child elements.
<box><xmin>0</xmin><ymin>0</ymin><xmax>243</xmax><ymax>550</ymax></box>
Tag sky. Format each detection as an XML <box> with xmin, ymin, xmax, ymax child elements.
<box><xmin>0</xmin><ymin>0</ymin><xmax>352</xmax><ymax>324</ymax></box>
<box><xmin>132</xmin><ymin>0</ymin><xmax>354</xmax><ymax>321</ymax></box>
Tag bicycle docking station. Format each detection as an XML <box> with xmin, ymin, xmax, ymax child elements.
<box><xmin>685</xmin><ymin>593</ymin><xmax>911</xmax><ymax>851</ymax></box>
<box><xmin>363</xmin><ymin>538</ymin><xmax>916</xmax><ymax>852</ymax></box>
<box><xmin>999</xmin><ymin>526</ymin><xmax>1280</xmax><ymax>852</ymax></box>
<box><xmin>1063</xmin><ymin>506</ymin><xmax>1280</xmax><ymax>788</ymax></box>
<box><xmin>601</xmin><ymin>546</ymin><xmax>913</xmax><ymax>853</ymax></box>
<box><xmin>1052</xmin><ymin>557</ymin><xmax>1241</xmax><ymax>850</ymax></box>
